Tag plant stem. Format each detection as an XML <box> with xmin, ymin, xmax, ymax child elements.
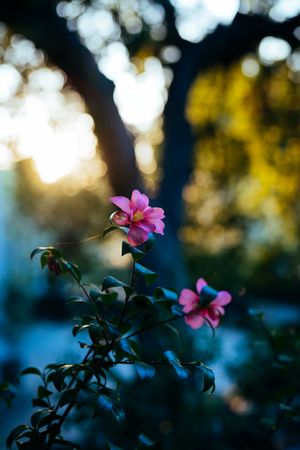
<box><xmin>118</xmin><ymin>260</ymin><xmax>136</xmax><ymax>327</ymax></box>
<box><xmin>122</xmin><ymin>305</ymin><xmax>213</xmax><ymax>341</ymax></box>
<box><xmin>130</xmin><ymin>260</ymin><xmax>136</xmax><ymax>287</ymax></box>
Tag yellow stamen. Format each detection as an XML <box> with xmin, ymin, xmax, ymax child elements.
<box><xmin>132</xmin><ymin>210</ymin><xmax>144</xmax><ymax>222</ymax></box>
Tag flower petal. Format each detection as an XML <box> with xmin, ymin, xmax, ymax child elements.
<box><xmin>127</xmin><ymin>224</ymin><xmax>149</xmax><ymax>246</ymax></box>
<box><xmin>143</xmin><ymin>207</ymin><xmax>165</xmax><ymax>219</ymax></box>
<box><xmin>185</xmin><ymin>312</ymin><xmax>205</xmax><ymax>329</ymax></box>
<box><xmin>111</xmin><ymin>211</ymin><xmax>130</xmax><ymax>226</ymax></box>
<box><xmin>179</xmin><ymin>288</ymin><xmax>199</xmax><ymax>307</ymax></box>
<box><xmin>135</xmin><ymin>221</ymin><xmax>156</xmax><ymax>232</ymax></box>
<box><xmin>203</xmin><ymin>308</ymin><xmax>221</xmax><ymax>328</ymax></box>
<box><xmin>131</xmin><ymin>190</ymin><xmax>149</xmax><ymax>211</ymax></box>
<box><xmin>196</xmin><ymin>278</ymin><xmax>208</xmax><ymax>295</ymax></box>
<box><xmin>110</xmin><ymin>196</ymin><xmax>131</xmax><ymax>214</ymax></box>
<box><xmin>143</xmin><ymin>218</ymin><xmax>165</xmax><ymax>235</ymax></box>
<box><xmin>213</xmin><ymin>291</ymin><xmax>232</xmax><ymax>306</ymax></box>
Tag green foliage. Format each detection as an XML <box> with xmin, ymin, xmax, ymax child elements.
<box><xmin>8</xmin><ymin>227</ymin><xmax>218</xmax><ymax>450</ymax></box>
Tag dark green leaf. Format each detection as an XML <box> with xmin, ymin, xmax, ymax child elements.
<box><xmin>47</xmin><ymin>369</ymin><xmax>68</xmax><ymax>392</ymax></box>
<box><xmin>66</xmin><ymin>296</ymin><xmax>89</xmax><ymax>305</ymax></box>
<box><xmin>59</xmin><ymin>389</ymin><xmax>77</xmax><ymax>407</ymax></box>
<box><xmin>163</xmin><ymin>323</ymin><xmax>184</xmax><ymax>350</ymax></box>
<box><xmin>199</xmin><ymin>285</ymin><xmax>218</xmax><ymax>306</ymax></box>
<box><xmin>97</xmin><ymin>292</ymin><xmax>119</xmax><ymax>303</ymax></box>
<box><xmin>195</xmin><ymin>362</ymin><xmax>215</xmax><ymax>394</ymax></box>
<box><xmin>30</xmin><ymin>247</ymin><xmax>61</xmax><ymax>260</ymax></box>
<box><xmin>136</xmin><ymin>433</ymin><xmax>155</xmax><ymax>449</ymax></box>
<box><xmin>88</xmin><ymin>324</ymin><xmax>103</xmax><ymax>343</ymax></box>
<box><xmin>30</xmin><ymin>410</ymin><xmax>53</xmax><ymax>429</ymax></box>
<box><xmin>132</xmin><ymin>295</ymin><xmax>156</xmax><ymax>315</ymax></box>
<box><xmin>164</xmin><ymin>351</ymin><xmax>190</xmax><ymax>380</ymax></box>
<box><xmin>140</xmin><ymin>233</ymin><xmax>155</xmax><ymax>253</ymax></box>
<box><xmin>40</xmin><ymin>253</ymin><xmax>50</xmax><ymax>268</ymax></box>
<box><xmin>118</xmin><ymin>339</ymin><xmax>138</xmax><ymax>358</ymax></box>
<box><xmin>6</xmin><ymin>425</ymin><xmax>31</xmax><ymax>449</ymax></box>
<box><xmin>32</xmin><ymin>399</ymin><xmax>49</xmax><ymax>408</ymax></box>
<box><xmin>171</xmin><ymin>304</ymin><xmax>183</xmax><ymax>317</ymax></box>
<box><xmin>37</xmin><ymin>385</ymin><xmax>52</xmax><ymax>399</ymax></box>
<box><xmin>102</xmin><ymin>276</ymin><xmax>133</xmax><ymax>297</ymax></box>
<box><xmin>135</xmin><ymin>263</ymin><xmax>157</xmax><ymax>286</ymax></box>
<box><xmin>61</xmin><ymin>260</ymin><xmax>82</xmax><ymax>281</ymax></box>
<box><xmin>135</xmin><ymin>363</ymin><xmax>155</xmax><ymax>381</ymax></box>
<box><xmin>72</xmin><ymin>324</ymin><xmax>91</xmax><ymax>337</ymax></box>
<box><xmin>154</xmin><ymin>288</ymin><xmax>178</xmax><ymax>302</ymax></box>
<box><xmin>97</xmin><ymin>395</ymin><xmax>125</xmax><ymax>423</ymax></box>
<box><xmin>20</xmin><ymin>367</ymin><xmax>42</xmax><ymax>377</ymax></box>
<box><xmin>122</xmin><ymin>241</ymin><xmax>145</xmax><ymax>261</ymax></box>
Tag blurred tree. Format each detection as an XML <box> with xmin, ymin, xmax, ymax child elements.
<box><xmin>0</xmin><ymin>0</ymin><xmax>299</xmax><ymax>287</ymax></box>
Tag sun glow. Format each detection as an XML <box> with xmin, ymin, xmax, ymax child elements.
<box><xmin>16</xmin><ymin>94</ymin><xmax>98</xmax><ymax>184</ymax></box>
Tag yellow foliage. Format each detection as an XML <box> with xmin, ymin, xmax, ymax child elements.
<box><xmin>184</xmin><ymin>57</ymin><xmax>300</xmax><ymax>256</ymax></box>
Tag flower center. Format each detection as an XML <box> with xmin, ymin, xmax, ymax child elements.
<box><xmin>132</xmin><ymin>210</ymin><xmax>144</xmax><ymax>222</ymax></box>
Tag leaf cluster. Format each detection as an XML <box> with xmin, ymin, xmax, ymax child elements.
<box><xmin>7</xmin><ymin>231</ymin><xmax>215</xmax><ymax>449</ymax></box>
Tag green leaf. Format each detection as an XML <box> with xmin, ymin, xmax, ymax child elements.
<box><xmin>61</xmin><ymin>260</ymin><xmax>82</xmax><ymax>281</ymax></box>
<box><xmin>117</xmin><ymin>339</ymin><xmax>138</xmax><ymax>358</ymax></box>
<box><xmin>30</xmin><ymin>247</ymin><xmax>61</xmax><ymax>260</ymax></box>
<box><xmin>66</xmin><ymin>296</ymin><xmax>89</xmax><ymax>305</ymax></box>
<box><xmin>72</xmin><ymin>324</ymin><xmax>90</xmax><ymax>337</ymax></box>
<box><xmin>6</xmin><ymin>425</ymin><xmax>31</xmax><ymax>449</ymax></box>
<box><xmin>195</xmin><ymin>362</ymin><xmax>215</xmax><ymax>393</ymax></box>
<box><xmin>136</xmin><ymin>433</ymin><xmax>155</xmax><ymax>449</ymax></box>
<box><xmin>154</xmin><ymin>287</ymin><xmax>178</xmax><ymax>302</ymax></box>
<box><xmin>122</xmin><ymin>241</ymin><xmax>145</xmax><ymax>261</ymax></box>
<box><xmin>163</xmin><ymin>323</ymin><xmax>184</xmax><ymax>350</ymax></box>
<box><xmin>163</xmin><ymin>351</ymin><xmax>190</xmax><ymax>380</ymax></box>
<box><xmin>20</xmin><ymin>367</ymin><xmax>42</xmax><ymax>378</ymax></box>
<box><xmin>97</xmin><ymin>395</ymin><xmax>125</xmax><ymax>423</ymax></box>
<box><xmin>132</xmin><ymin>295</ymin><xmax>156</xmax><ymax>314</ymax></box>
<box><xmin>88</xmin><ymin>324</ymin><xmax>103</xmax><ymax>343</ymax></box>
<box><xmin>30</xmin><ymin>409</ymin><xmax>53</xmax><ymax>429</ymax></box>
<box><xmin>37</xmin><ymin>385</ymin><xmax>52</xmax><ymax>399</ymax></box>
<box><xmin>102</xmin><ymin>276</ymin><xmax>133</xmax><ymax>297</ymax></box>
<box><xmin>135</xmin><ymin>363</ymin><xmax>155</xmax><ymax>381</ymax></box>
<box><xmin>140</xmin><ymin>233</ymin><xmax>156</xmax><ymax>253</ymax></box>
<box><xmin>171</xmin><ymin>304</ymin><xmax>184</xmax><ymax>317</ymax></box>
<box><xmin>32</xmin><ymin>399</ymin><xmax>49</xmax><ymax>408</ymax></box>
<box><xmin>59</xmin><ymin>389</ymin><xmax>77</xmax><ymax>407</ymax></box>
<box><xmin>47</xmin><ymin>368</ymin><xmax>69</xmax><ymax>392</ymax></box>
<box><xmin>97</xmin><ymin>292</ymin><xmax>119</xmax><ymax>303</ymax></box>
<box><xmin>199</xmin><ymin>285</ymin><xmax>219</xmax><ymax>306</ymax></box>
<box><xmin>135</xmin><ymin>263</ymin><xmax>157</xmax><ymax>286</ymax></box>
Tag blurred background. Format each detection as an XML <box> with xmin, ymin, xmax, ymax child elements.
<box><xmin>0</xmin><ymin>0</ymin><xmax>300</xmax><ymax>448</ymax></box>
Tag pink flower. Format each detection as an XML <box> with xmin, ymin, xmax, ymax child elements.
<box><xmin>110</xmin><ymin>189</ymin><xmax>165</xmax><ymax>246</ymax></box>
<box><xmin>179</xmin><ymin>278</ymin><xmax>232</xmax><ymax>329</ymax></box>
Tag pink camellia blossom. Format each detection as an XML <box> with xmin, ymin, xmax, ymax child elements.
<box><xmin>179</xmin><ymin>278</ymin><xmax>232</xmax><ymax>329</ymax></box>
<box><xmin>110</xmin><ymin>189</ymin><xmax>165</xmax><ymax>246</ymax></box>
